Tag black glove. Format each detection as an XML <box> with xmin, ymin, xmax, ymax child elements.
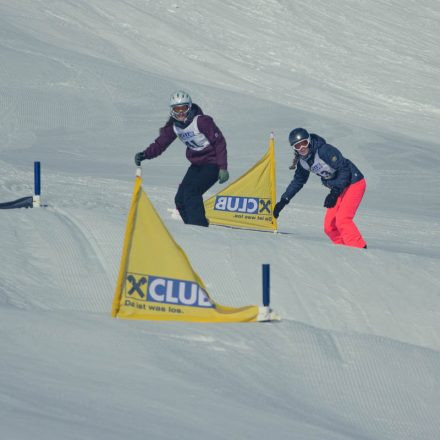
<box><xmin>134</xmin><ymin>151</ymin><xmax>146</xmax><ymax>166</ymax></box>
<box><xmin>273</xmin><ymin>198</ymin><xmax>289</xmax><ymax>218</ymax></box>
<box><xmin>324</xmin><ymin>189</ymin><xmax>340</xmax><ymax>208</ymax></box>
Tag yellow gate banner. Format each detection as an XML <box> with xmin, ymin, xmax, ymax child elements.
<box><xmin>204</xmin><ymin>133</ymin><xmax>277</xmax><ymax>231</ymax></box>
<box><xmin>112</xmin><ymin>173</ymin><xmax>268</xmax><ymax>322</ymax></box>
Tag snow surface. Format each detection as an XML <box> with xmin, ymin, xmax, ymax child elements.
<box><xmin>1</xmin><ymin>1</ymin><xmax>440</xmax><ymax>439</ymax></box>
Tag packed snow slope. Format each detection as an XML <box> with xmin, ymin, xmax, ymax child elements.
<box><xmin>1</xmin><ymin>1</ymin><xmax>439</xmax><ymax>439</ymax></box>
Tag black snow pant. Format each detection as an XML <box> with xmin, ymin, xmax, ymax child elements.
<box><xmin>175</xmin><ymin>163</ymin><xmax>219</xmax><ymax>227</ymax></box>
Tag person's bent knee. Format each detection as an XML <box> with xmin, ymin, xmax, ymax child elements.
<box><xmin>335</xmin><ymin>216</ymin><xmax>352</xmax><ymax>231</ymax></box>
<box><xmin>324</xmin><ymin>225</ymin><xmax>333</xmax><ymax>236</ymax></box>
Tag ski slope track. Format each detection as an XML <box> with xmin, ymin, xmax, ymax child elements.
<box><xmin>1</xmin><ymin>1</ymin><xmax>439</xmax><ymax>439</ymax></box>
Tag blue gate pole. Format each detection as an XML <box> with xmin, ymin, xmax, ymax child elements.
<box><xmin>33</xmin><ymin>161</ymin><xmax>41</xmax><ymax>207</ymax></box>
<box><xmin>262</xmin><ymin>264</ymin><xmax>270</xmax><ymax>307</ymax></box>
<box><xmin>34</xmin><ymin>161</ymin><xmax>41</xmax><ymax>195</ymax></box>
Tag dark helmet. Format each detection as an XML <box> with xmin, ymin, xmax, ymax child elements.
<box><xmin>289</xmin><ymin>127</ymin><xmax>310</xmax><ymax>146</ymax></box>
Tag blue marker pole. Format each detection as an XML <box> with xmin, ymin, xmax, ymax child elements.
<box><xmin>34</xmin><ymin>161</ymin><xmax>41</xmax><ymax>195</ymax></box>
<box><xmin>262</xmin><ymin>264</ymin><xmax>270</xmax><ymax>307</ymax></box>
<box><xmin>33</xmin><ymin>161</ymin><xmax>41</xmax><ymax>207</ymax></box>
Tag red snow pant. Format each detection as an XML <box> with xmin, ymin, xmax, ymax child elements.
<box><xmin>323</xmin><ymin>178</ymin><xmax>366</xmax><ymax>248</ymax></box>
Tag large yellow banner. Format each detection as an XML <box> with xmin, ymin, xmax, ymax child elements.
<box><xmin>112</xmin><ymin>173</ymin><xmax>272</xmax><ymax>322</ymax></box>
<box><xmin>204</xmin><ymin>134</ymin><xmax>277</xmax><ymax>231</ymax></box>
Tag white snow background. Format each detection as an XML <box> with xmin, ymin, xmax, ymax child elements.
<box><xmin>1</xmin><ymin>1</ymin><xmax>440</xmax><ymax>439</ymax></box>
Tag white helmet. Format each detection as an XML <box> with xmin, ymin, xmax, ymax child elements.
<box><xmin>169</xmin><ymin>90</ymin><xmax>192</xmax><ymax>121</ymax></box>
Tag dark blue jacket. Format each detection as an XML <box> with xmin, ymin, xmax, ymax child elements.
<box><xmin>282</xmin><ymin>134</ymin><xmax>364</xmax><ymax>201</ymax></box>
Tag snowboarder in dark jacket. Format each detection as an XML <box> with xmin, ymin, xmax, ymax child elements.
<box><xmin>135</xmin><ymin>91</ymin><xmax>229</xmax><ymax>227</ymax></box>
<box><xmin>274</xmin><ymin>128</ymin><xmax>367</xmax><ymax>248</ymax></box>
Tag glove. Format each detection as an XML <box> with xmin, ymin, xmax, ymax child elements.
<box><xmin>134</xmin><ymin>151</ymin><xmax>146</xmax><ymax>166</ymax></box>
<box><xmin>218</xmin><ymin>169</ymin><xmax>229</xmax><ymax>184</ymax></box>
<box><xmin>273</xmin><ymin>198</ymin><xmax>289</xmax><ymax>218</ymax></box>
<box><xmin>324</xmin><ymin>189</ymin><xmax>340</xmax><ymax>208</ymax></box>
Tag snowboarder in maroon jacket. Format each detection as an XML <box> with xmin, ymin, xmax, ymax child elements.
<box><xmin>135</xmin><ymin>91</ymin><xmax>229</xmax><ymax>227</ymax></box>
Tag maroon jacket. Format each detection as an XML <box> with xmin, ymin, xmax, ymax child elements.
<box><xmin>142</xmin><ymin>104</ymin><xmax>228</xmax><ymax>170</ymax></box>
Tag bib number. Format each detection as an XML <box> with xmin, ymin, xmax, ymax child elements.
<box><xmin>184</xmin><ymin>140</ymin><xmax>200</xmax><ymax>149</ymax></box>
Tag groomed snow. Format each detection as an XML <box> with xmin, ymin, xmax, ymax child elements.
<box><xmin>1</xmin><ymin>1</ymin><xmax>439</xmax><ymax>439</ymax></box>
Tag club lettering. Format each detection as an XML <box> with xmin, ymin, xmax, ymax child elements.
<box><xmin>145</xmin><ymin>276</ymin><xmax>213</xmax><ymax>308</ymax></box>
<box><xmin>214</xmin><ymin>196</ymin><xmax>267</xmax><ymax>214</ymax></box>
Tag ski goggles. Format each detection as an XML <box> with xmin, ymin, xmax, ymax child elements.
<box><xmin>171</xmin><ymin>104</ymin><xmax>191</xmax><ymax>117</ymax></box>
<box><xmin>292</xmin><ymin>138</ymin><xmax>310</xmax><ymax>150</ymax></box>
<box><xmin>172</xmin><ymin>104</ymin><xmax>190</xmax><ymax>113</ymax></box>
<box><xmin>170</xmin><ymin>104</ymin><xmax>191</xmax><ymax>120</ymax></box>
